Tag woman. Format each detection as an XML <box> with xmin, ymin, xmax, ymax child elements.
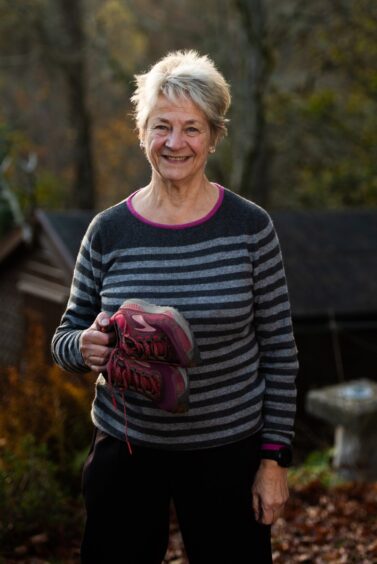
<box><xmin>52</xmin><ymin>50</ymin><xmax>298</xmax><ymax>564</ymax></box>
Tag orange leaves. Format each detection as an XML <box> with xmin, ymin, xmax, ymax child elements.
<box><xmin>272</xmin><ymin>480</ymin><xmax>377</xmax><ymax>562</ymax></box>
<box><xmin>0</xmin><ymin>319</ymin><xmax>93</xmax><ymax>463</ymax></box>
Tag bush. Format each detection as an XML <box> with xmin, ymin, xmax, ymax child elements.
<box><xmin>0</xmin><ymin>321</ymin><xmax>93</xmax><ymax>553</ymax></box>
<box><xmin>288</xmin><ymin>448</ymin><xmax>342</xmax><ymax>488</ymax></box>
<box><xmin>0</xmin><ymin>435</ymin><xmax>69</xmax><ymax>547</ymax></box>
<box><xmin>0</xmin><ymin>321</ymin><xmax>93</xmax><ymax>488</ymax></box>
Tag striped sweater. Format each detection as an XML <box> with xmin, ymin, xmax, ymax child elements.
<box><xmin>52</xmin><ymin>186</ymin><xmax>298</xmax><ymax>450</ymax></box>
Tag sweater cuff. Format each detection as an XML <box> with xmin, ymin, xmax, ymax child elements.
<box><xmin>261</xmin><ymin>443</ymin><xmax>286</xmax><ymax>451</ymax></box>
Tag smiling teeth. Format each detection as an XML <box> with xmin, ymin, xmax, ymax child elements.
<box><xmin>165</xmin><ymin>156</ymin><xmax>187</xmax><ymax>160</ymax></box>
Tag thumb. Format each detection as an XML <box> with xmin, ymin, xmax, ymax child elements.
<box><xmin>96</xmin><ymin>312</ymin><xmax>111</xmax><ymax>331</ymax></box>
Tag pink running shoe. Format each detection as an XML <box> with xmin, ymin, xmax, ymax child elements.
<box><xmin>109</xmin><ymin>299</ymin><xmax>198</xmax><ymax>368</ymax></box>
<box><xmin>107</xmin><ymin>348</ymin><xmax>189</xmax><ymax>413</ymax></box>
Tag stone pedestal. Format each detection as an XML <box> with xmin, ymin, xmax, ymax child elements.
<box><xmin>306</xmin><ymin>379</ymin><xmax>377</xmax><ymax>481</ymax></box>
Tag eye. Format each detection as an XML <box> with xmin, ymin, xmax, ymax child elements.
<box><xmin>186</xmin><ymin>126</ymin><xmax>200</xmax><ymax>136</ymax></box>
<box><xmin>153</xmin><ymin>124</ymin><xmax>169</xmax><ymax>132</ymax></box>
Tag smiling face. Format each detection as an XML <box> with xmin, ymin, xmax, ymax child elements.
<box><xmin>141</xmin><ymin>95</ymin><xmax>213</xmax><ymax>187</ymax></box>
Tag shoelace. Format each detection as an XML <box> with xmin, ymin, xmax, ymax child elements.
<box><xmin>113</xmin><ymin>315</ymin><xmax>176</xmax><ymax>362</ymax></box>
<box><xmin>108</xmin><ymin>348</ymin><xmax>161</xmax><ymax>396</ymax></box>
<box><xmin>121</xmin><ymin>334</ymin><xmax>173</xmax><ymax>362</ymax></box>
<box><xmin>106</xmin><ymin>348</ymin><xmax>162</xmax><ymax>455</ymax></box>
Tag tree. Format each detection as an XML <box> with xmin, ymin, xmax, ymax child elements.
<box><xmin>1</xmin><ymin>0</ymin><xmax>376</xmax><ymax>211</ymax></box>
<box><xmin>0</xmin><ymin>0</ymin><xmax>95</xmax><ymax>209</ymax></box>
<box><xmin>232</xmin><ymin>0</ymin><xmax>272</xmax><ymax>205</ymax></box>
<box><xmin>266</xmin><ymin>0</ymin><xmax>377</xmax><ymax>208</ymax></box>
<box><xmin>36</xmin><ymin>0</ymin><xmax>95</xmax><ymax>209</ymax></box>
<box><xmin>55</xmin><ymin>0</ymin><xmax>95</xmax><ymax>209</ymax></box>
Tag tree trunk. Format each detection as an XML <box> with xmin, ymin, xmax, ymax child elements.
<box><xmin>57</xmin><ymin>0</ymin><xmax>95</xmax><ymax>210</ymax></box>
<box><xmin>234</xmin><ymin>0</ymin><xmax>271</xmax><ymax>207</ymax></box>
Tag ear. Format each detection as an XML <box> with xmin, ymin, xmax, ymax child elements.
<box><xmin>210</xmin><ymin>128</ymin><xmax>220</xmax><ymax>148</ymax></box>
<box><xmin>139</xmin><ymin>129</ymin><xmax>146</xmax><ymax>150</ymax></box>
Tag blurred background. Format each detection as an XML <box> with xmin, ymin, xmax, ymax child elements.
<box><xmin>1</xmin><ymin>0</ymin><xmax>376</xmax><ymax>562</ymax></box>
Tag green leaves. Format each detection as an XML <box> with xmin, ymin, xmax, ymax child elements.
<box><xmin>0</xmin><ymin>435</ymin><xmax>68</xmax><ymax>547</ymax></box>
<box><xmin>267</xmin><ymin>0</ymin><xmax>377</xmax><ymax>209</ymax></box>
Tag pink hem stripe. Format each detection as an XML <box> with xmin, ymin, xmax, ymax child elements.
<box><xmin>126</xmin><ymin>184</ymin><xmax>224</xmax><ymax>230</ymax></box>
<box><xmin>261</xmin><ymin>443</ymin><xmax>285</xmax><ymax>451</ymax></box>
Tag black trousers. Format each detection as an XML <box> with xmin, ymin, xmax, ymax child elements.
<box><xmin>81</xmin><ymin>429</ymin><xmax>272</xmax><ymax>564</ymax></box>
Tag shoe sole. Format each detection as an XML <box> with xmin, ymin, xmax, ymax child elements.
<box><xmin>157</xmin><ymin>364</ymin><xmax>189</xmax><ymax>413</ymax></box>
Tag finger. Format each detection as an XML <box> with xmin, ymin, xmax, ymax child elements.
<box><xmin>252</xmin><ymin>494</ymin><xmax>262</xmax><ymax>522</ymax></box>
<box><xmin>88</xmin><ymin>362</ymin><xmax>108</xmax><ymax>373</ymax></box>
<box><xmin>85</xmin><ymin>349</ymin><xmax>110</xmax><ymax>369</ymax></box>
<box><xmin>97</xmin><ymin>315</ymin><xmax>116</xmax><ymax>345</ymax></box>
<box><xmin>85</xmin><ymin>346</ymin><xmax>112</xmax><ymax>367</ymax></box>
<box><xmin>82</xmin><ymin>328</ymin><xmax>112</xmax><ymax>347</ymax></box>
<box><xmin>262</xmin><ymin>505</ymin><xmax>284</xmax><ymax>525</ymax></box>
<box><xmin>90</xmin><ymin>343</ymin><xmax>112</xmax><ymax>356</ymax></box>
<box><xmin>88</xmin><ymin>355</ymin><xmax>109</xmax><ymax>366</ymax></box>
<box><xmin>261</xmin><ymin>507</ymin><xmax>274</xmax><ymax>525</ymax></box>
<box><xmin>96</xmin><ymin>313</ymin><xmax>112</xmax><ymax>332</ymax></box>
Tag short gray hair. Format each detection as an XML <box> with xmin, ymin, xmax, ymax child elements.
<box><xmin>131</xmin><ymin>50</ymin><xmax>231</xmax><ymax>141</ymax></box>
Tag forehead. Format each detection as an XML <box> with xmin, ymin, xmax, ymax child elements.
<box><xmin>148</xmin><ymin>95</ymin><xmax>208</xmax><ymax>123</ymax></box>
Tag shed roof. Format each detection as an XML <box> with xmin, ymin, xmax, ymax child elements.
<box><xmin>42</xmin><ymin>208</ymin><xmax>377</xmax><ymax>319</ymax></box>
<box><xmin>3</xmin><ymin>207</ymin><xmax>376</xmax><ymax>320</ymax></box>
<box><xmin>271</xmin><ymin>210</ymin><xmax>377</xmax><ymax>319</ymax></box>
<box><xmin>37</xmin><ymin>210</ymin><xmax>95</xmax><ymax>271</ymax></box>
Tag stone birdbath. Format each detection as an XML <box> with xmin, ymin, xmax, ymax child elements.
<box><xmin>306</xmin><ymin>379</ymin><xmax>377</xmax><ymax>481</ymax></box>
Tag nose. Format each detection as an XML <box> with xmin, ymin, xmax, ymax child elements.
<box><xmin>165</xmin><ymin>128</ymin><xmax>185</xmax><ymax>150</ymax></box>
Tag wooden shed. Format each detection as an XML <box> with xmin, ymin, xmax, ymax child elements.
<box><xmin>0</xmin><ymin>209</ymin><xmax>94</xmax><ymax>367</ymax></box>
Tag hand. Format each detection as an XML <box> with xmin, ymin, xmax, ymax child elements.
<box><xmin>79</xmin><ymin>312</ymin><xmax>115</xmax><ymax>373</ymax></box>
<box><xmin>252</xmin><ymin>459</ymin><xmax>289</xmax><ymax>525</ymax></box>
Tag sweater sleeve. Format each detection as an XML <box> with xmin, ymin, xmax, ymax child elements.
<box><xmin>252</xmin><ymin>212</ymin><xmax>298</xmax><ymax>447</ymax></box>
<box><xmin>51</xmin><ymin>217</ymin><xmax>103</xmax><ymax>373</ymax></box>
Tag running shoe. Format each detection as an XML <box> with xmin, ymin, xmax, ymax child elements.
<box><xmin>107</xmin><ymin>347</ymin><xmax>189</xmax><ymax>413</ymax></box>
<box><xmin>109</xmin><ymin>298</ymin><xmax>198</xmax><ymax>367</ymax></box>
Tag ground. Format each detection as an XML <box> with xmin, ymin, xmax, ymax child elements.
<box><xmin>165</xmin><ymin>480</ymin><xmax>377</xmax><ymax>564</ymax></box>
<box><xmin>2</xmin><ymin>480</ymin><xmax>377</xmax><ymax>563</ymax></box>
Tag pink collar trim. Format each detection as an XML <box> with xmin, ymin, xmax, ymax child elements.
<box><xmin>126</xmin><ymin>184</ymin><xmax>224</xmax><ymax>230</ymax></box>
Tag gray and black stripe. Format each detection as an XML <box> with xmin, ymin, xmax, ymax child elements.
<box><xmin>52</xmin><ymin>188</ymin><xmax>298</xmax><ymax>450</ymax></box>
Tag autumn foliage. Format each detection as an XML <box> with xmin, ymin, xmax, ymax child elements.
<box><xmin>0</xmin><ymin>322</ymin><xmax>93</xmax><ymax>462</ymax></box>
<box><xmin>1</xmin><ymin>324</ymin><xmax>377</xmax><ymax>562</ymax></box>
<box><xmin>0</xmin><ymin>322</ymin><xmax>93</xmax><ymax>553</ymax></box>
<box><xmin>273</xmin><ymin>480</ymin><xmax>377</xmax><ymax>563</ymax></box>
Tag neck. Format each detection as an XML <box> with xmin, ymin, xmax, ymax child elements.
<box><xmin>147</xmin><ymin>174</ymin><xmax>214</xmax><ymax>208</ymax></box>
<box><xmin>133</xmin><ymin>175</ymin><xmax>219</xmax><ymax>225</ymax></box>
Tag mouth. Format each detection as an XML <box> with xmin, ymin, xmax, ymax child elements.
<box><xmin>162</xmin><ymin>155</ymin><xmax>190</xmax><ymax>163</ymax></box>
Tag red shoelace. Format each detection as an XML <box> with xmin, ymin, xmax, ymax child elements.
<box><xmin>112</xmin><ymin>316</ymin><xmax>177</xmax><ymax>363</ymax></box>
<box><xmin>106</xmin><ymin>348</ymin><xmax>162</xmax><ymax>455</ymax></box>
<box><xmin>121</xmin><ymin>333</ymin><xmax>174</xmax><ymax>361</ymax></box>
<box><xmin>108</xmin><ymin>348</ymin><xmax>161</xmax><ymax>397</ymax></box>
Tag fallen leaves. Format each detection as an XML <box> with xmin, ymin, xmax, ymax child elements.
<box><xmin>272</xmin><ymin>480</ymin><xmax>377</xmax><ymax>563</ymax></box>
<box><xmin>3</xmin><ymin>480</ymin><xmax>377</xmax><ymax>563</ymax></box>
<box><xmin>163</xmin><ymin>508</ymin><xmax>188</xmax><ymax>564</ymax></box>
<box><xmin>163</xmin><ymin>480</ymin><xmax>377</xmax><ymax>564</ymax></box>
